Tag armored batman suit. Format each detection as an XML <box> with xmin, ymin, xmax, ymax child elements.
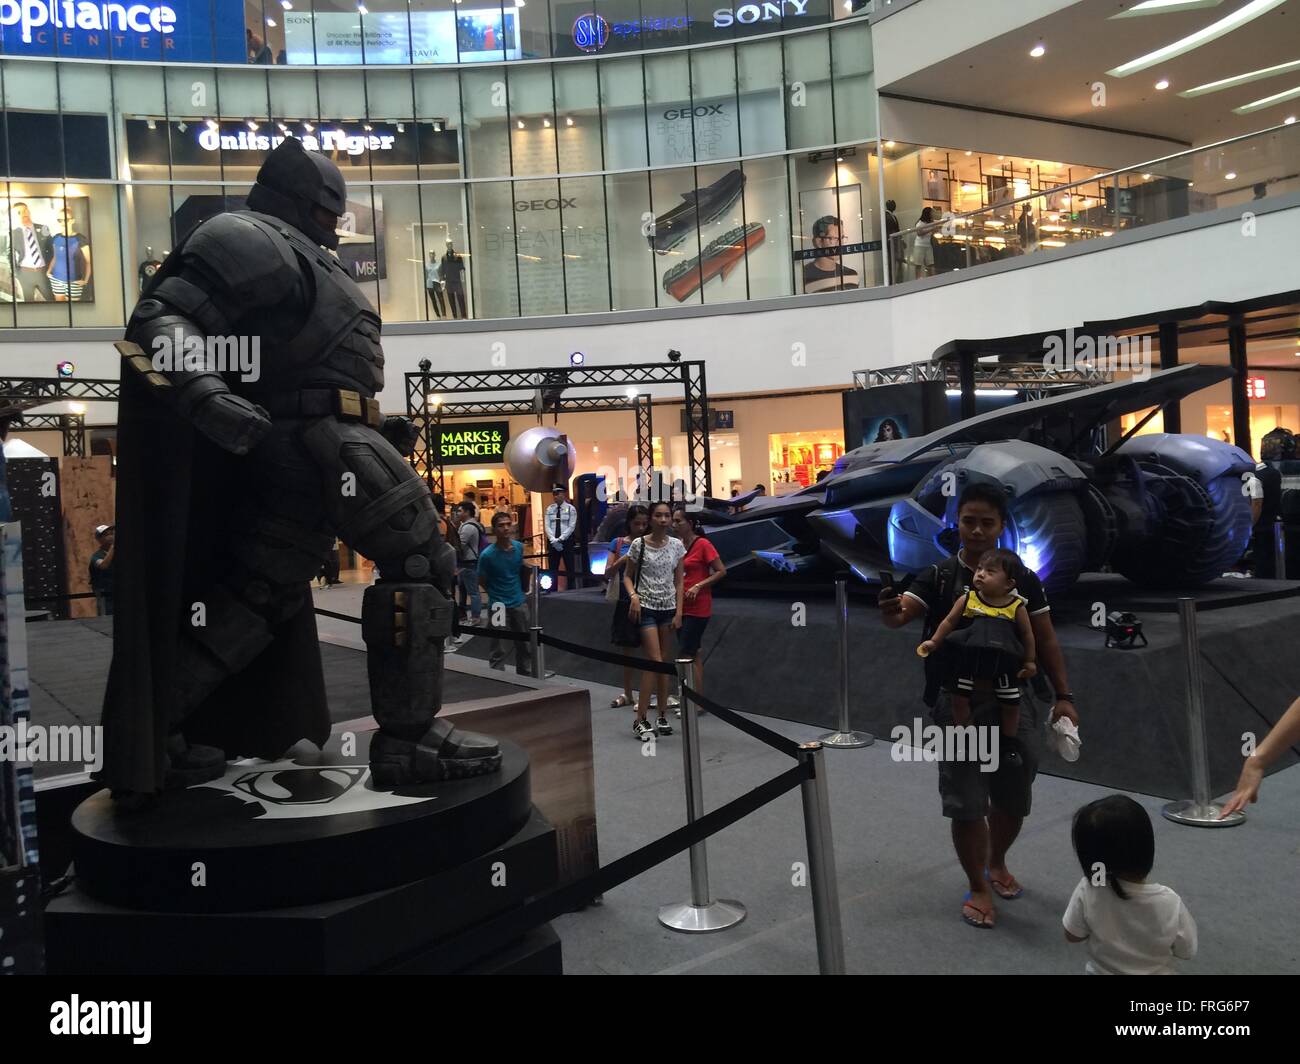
<box><xmin>102</xmin><ymin>138</ymin><xmax>499</xmax><ymax>797</ymax></box>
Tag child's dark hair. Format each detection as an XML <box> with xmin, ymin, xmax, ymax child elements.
<box><xmin>1071</xmin><ymin>795</ymin><xmax>1155</xmax><ymax>899</ymax></box>
<box><xmin>976</xmin><ymin>547</ymin><xmax>1021</xmax><ymax>584</ymax></box>
<box><xmin>957</xmin><ymin>482</ymin><xmax>1010</xmax><ymax>523</ymax></box>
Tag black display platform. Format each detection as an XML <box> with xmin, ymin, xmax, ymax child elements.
<box><xmin>70</xmin><ymin>732</ymin><xmax>532</xmax><ymax>913</ymax></box>
<box><xmin>47</xmin><ymin>808</ymin><xmax>561</xmax><ymax>974</ymax></box>
<box><xmin>468</xmin><ymin>578</ymin><xmax>1300</xmax><ymax>799</ymax></box>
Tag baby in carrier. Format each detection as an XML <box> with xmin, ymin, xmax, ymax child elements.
<box><xmin>919</xmin><ymin>548</ymin><xmax>1037</xmax><ymax>767</ymax></box>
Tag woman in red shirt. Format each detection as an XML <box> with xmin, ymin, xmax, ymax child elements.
<box><xmin>671</xmin><ymin>506</ymin><xmax>726</xmax><ymax>696</ymax></box>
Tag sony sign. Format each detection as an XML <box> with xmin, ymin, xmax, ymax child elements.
<box><xmin>713</xmin><ymin>0</ymin><xmax>807</xmax><ymax>27</ymax></box>
<box><xmin>0</xmin><ymin>0</ymin><xmax>176</xmax><ymax>42</ymax></box>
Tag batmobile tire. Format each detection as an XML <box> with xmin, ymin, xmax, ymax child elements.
<box><xmin>1007</xmin><ymin>491</ymin><xmax>1088</xmax><ymax>596</ymax></box>
<box><xmin>1111</xmin><ymin>465</ymin><xmax>1220</xmax><ymax>587</ymax></box>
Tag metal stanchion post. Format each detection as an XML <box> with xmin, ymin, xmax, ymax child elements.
<box><xmin>528</xmin><ymin>572</ymin><xmax>544</xmax><ymax>680</ymax></box>
<box><xmin>1162</xmin><ymin>598</ymin><xmax>1244</xmax><ymax>827</ymax></box>
<box><xmin>798</xmin><ymin>742</ymin><xmax>846</xmax><ymax>974</ymax></box>
<box><xmin>820</xmin><ymin>572</ymin><xmax>873</xmax><ymax>748</ymax></box>
<box><xmin>658</xmin><ymin>658</ymin><xmax>746</xmax><ymax>933</ymax></box>
<box><xmin>1274</xmin><ymin>519</ymin><xmax>1287</xmax><ymax>581</ymax></box>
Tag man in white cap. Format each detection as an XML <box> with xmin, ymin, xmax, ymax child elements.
<box><xmin>90</xmin><ymin>524</ymin><xmax>115</xmax><ymax>615</ymax></box>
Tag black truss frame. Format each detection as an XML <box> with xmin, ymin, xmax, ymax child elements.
<box><xmin>0</xmin><ymin>377</ymin><xmax>119</xmax><ymax>457</ymax></box>
<box><xmin>404</xmin><ymin>362</ymin><xmax>710</xmax><ymax>499</ymax></box>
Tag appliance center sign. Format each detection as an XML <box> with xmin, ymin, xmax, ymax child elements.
<box><xmin>436</xmin><ymin>422</ymin><xmax>509</xmax><ymax>465</ymax></box>
<box><xmin>1</xmin><ymin>0</ymin><xmax>174</xmax><ymax>40</ymax></box>
<box><xmin>0</xmin><ymin>0</ymin><xmax>245</xmax><ymax>59</ymax></box>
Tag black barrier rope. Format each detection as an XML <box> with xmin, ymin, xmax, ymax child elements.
<box><xmin>682</xmin><ymin>685</ymin><xmax>807</xmax><ymax>759</ymax></box>
<box><xmin>414</xmin><ymin>762</ymin><xmax>811</xmax><ymax>973</ymax></box>
<box><xmin>539</xmin><ymin>629</ymin><xmax>676</xmax><ymax>674</ymax></box>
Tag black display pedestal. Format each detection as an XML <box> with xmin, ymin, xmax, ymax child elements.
<box><xmin>46</xmin><ymin>734</ymin><xmax>562</xmax><ymax>974</ymax></box>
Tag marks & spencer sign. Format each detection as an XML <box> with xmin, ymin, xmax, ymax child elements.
<box><xmin>436</xmin><ymin>422</ymin><xmax>509</xmax><ymax>466</ymax></box>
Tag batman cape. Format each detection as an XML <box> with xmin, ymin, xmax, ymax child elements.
<box><xmin>98</xmin><ymin>356</ymin><xmax>330</xmax><ymax>795</ymax></box>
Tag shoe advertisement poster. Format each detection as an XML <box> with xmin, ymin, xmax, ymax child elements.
<box><xmin>651</xmin><ymin>168</ymin><xmax>768</xmax><ymax>304</ymax></box>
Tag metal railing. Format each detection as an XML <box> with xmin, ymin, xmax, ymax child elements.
<box><xmin>887</xmin><ymin>120</ymin><xmax>1300</xmax><ymax>282</ymax></box>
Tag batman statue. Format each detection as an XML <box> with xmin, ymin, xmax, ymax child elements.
<box><xmin>101</xmin><ymin>137</ymin><xmax>500</xmax><ymax>802</ymax></box>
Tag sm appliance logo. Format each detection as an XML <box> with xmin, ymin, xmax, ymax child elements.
<box><xmin>571</xmin><ymin>11</ymin><xmax>608</xmax><ymax>52</ymax></box>
<box><xmin>0</xmin><ymin>0</ymin><xmax>176</xmax><ymax>42</ymax></box>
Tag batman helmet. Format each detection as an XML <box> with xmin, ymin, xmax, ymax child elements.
<box><xmin>246</xmin><ymin>136</ymin><xmax>347</xmax><ymax>250</ymax></box>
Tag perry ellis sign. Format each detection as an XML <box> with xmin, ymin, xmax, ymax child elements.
<box><xmin>713</xmin><ymin>0</ymin><xmax>808</xmax><ymax>27</ymax></box>
<box><xmin>435</xmin><ymin>422</ymin><xmax>509</xmax><ymax>465</ymax></box>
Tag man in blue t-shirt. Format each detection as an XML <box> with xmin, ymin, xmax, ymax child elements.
<box><xmin>477</xmin><ymin>510</ymin><xmax>533</xmax><ymax>673</ymax></box>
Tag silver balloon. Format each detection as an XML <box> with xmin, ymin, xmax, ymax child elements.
<box><xmin>504</xmin><ymin>426</ymin><xmax>577</xmax><ymax>493</ymax></box>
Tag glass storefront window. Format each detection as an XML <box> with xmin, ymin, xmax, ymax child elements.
<box><xmin>829</xmin><ymin>18</ymin><xmax>873</xmax><ymax>144</ymax></box>
<box><xmin>1</xmin><ymin>19</ymin><xmax>891</xmax><ymax>328</ymax></box>
<box><xmin>769</xmin><ymin>429</ymin><xmax>842</xmax><ymax>494</ymax></box>
<box><xmin>782</xmin><ymin>28</ymin><xmax>833</xmax><ymax>151</ymax></box>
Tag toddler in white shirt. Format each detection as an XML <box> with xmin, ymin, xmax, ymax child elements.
<box><xmin>1064</xmin><ymin>795</ymin><xmax>1197</xmax><ymax>975</ymax></box>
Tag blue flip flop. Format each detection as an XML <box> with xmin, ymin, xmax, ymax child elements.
<box><xmin>985</xmin><ymin>868</ymin><xmax>1023</xmax><ymax>900</ymax></box>
<box><xmin>962</xmin><ymin>891</ymin><xmax>995</xmax><ymax>929</ymax></box>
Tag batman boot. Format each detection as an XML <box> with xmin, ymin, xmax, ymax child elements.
<box><xmin>363</xmin><ymin>582</ymin><xmax>502</xmax><ymax>787</ymax></box>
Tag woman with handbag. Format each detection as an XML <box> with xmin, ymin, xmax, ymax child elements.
<box><xmin>607</xmin><ymin>505</ymin><xmax>649</xmax><ymax>710</ymax></box>
<box><xmin>622</xmin><ymin>501</ymin><xmax>686</xmax><ymax>742</ymax></box>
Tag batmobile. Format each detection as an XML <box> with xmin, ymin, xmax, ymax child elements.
<box><xmin>697</xmin><ymin>365</ymin><xmax>1258</xmax><ymax>594</ymax></box>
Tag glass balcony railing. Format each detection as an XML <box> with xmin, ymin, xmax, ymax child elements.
<box><xmin>886</xmin><ymin>121</ymin><xmax>1300</xmax><ymax>282</ymax></box>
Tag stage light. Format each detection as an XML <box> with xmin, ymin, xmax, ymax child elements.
<box><xmin>1105</xmin><ymin>611</ymin><xmax>1148</xmax><ymax>648</ymax></box>
<box><xmin>57</xmin><ymin>361</ymin><xmax>75</xmax><ymax>378</ymax></box>
<box><xmin>539</xmin><ymin>572</ymin><xmax>555</xmax><ymax>592</ymax></box>
<box><xmin>418</xmin><ymin>358</ymin><xmax>432</xmax><ymax>372</ymax></box>
<box><xmin>667</xmin><ymin>349</ymin><xmax>683</xmax><ymax>363</ymax></box>
<box><xmin>569</xmin><ymin>351</ymin><xmax>585</xmax><ymax>366</ymax></box>
<box><xmin>69</xmin><ymin>402</ymin><xmax>86</xmax><ymax>415</ymax></box>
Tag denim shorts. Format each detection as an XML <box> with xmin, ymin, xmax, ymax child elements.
<box><xmin>677</xmin><ymin>613</ymin><xmax>709</xmax><ymax>655</ymax></box>
<box><xmin>638</xmin><ymin>606</ymin><xmax>676</xmax><ymax>628</ymax></box>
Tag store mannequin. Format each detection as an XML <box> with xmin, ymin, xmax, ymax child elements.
<box><xmin>441</xmin><ymin>239</ymin><xmax>467</xmax><ymax>319</ymax></box>
<box><xmin>139</xmin><ymin>245</ymin><xmax>164</xmax><ymax>293</ymax></box>
<box><xmin>424</xmin><ymin>250</ymin><xmax>445</xmax><ymax>318</ymax></box>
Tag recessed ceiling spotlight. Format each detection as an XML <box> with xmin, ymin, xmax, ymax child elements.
<box><xmin>964</xmin><ymin>150</ymin><xmax>972</xmax><ymax>156</ymax></box>
<box><xmin>884</xmin><ymin>140</ymin><xmax>895</xmax><ymax>148</ymax></box>
<box><xmin>516</xmin><ymin>119</ymin><xmax>525</xmax><ymax>129</ymax></box>
<box><xmin>146</xmin><ymin>118</ymin><xmax>156</xmax><ymax>130</ymax></box>
<box><xmin>1286</xmin><ymin>115</ymin><xmax>1297</xmax><ymax>124</ymax></box>
<box><xmin>303</xmin><ymin>122</ymin><xmax>314</xmax><ymax>132</ymax></box>
<box><xmin>205</xmin><ymin>118</ymin><xmax>218</xmax><ymax>131</ymax></box>
<box><xmin>1155</xmin><ymin>78</ymin><xmax>1170</xmax><ymax>90</ymax></box>
<box><xmin>265</xmin><ymin>16</ymin><xmax>276</xmax><ymax>25</ymax></box>
<box><xmin>247</xmin><ymin>119</ymin><xmax>259</xmax><ymax>131</ymax></box>
<box><xmin>543</xmin><ymin>117</ymin><xmax>551</xmax><ymax>128</ymax></box>
<box><xmin>1107</xmin><ymin>0</ymin><xmax>1287</xmax><ymax>78</ymax></box>
<box><xmin>565</xmin><ymin>116</ymin><xmax>574</xmax><ymax>126</ymax></box>
<box><xmin>1225</xmin><ymin>171</ymin><xmax>1237</xmax><ymax>179</ymax></box>
<box><xmin>1030</xmin><ymin>42</ymin><xmax>1046</xmax><ymax>58</ymax></box>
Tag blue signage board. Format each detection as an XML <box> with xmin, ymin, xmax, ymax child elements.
<box><xmin>0</xmin><ymin>0</ymin><xmax>245</xmax><ymax>61</ymax></box>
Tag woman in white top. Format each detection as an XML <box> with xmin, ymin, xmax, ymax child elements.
<box><xmin>622</xmin><ymin>500</ymin><xmax>686</xmax><ymax>742</ymax></box>
<box><xmin>1064</xmin><ymin>795</ymin><xmax>1197</xmax><ymax>975</ymax></box>
<box><xmin>910</xmin><ymin>207</ymin><xmax>939</xmax><ymax>279</ymax></box>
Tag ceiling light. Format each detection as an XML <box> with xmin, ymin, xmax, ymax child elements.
<box><xmin>1225</xmin><ymin>171</ymin><xmax>1237</xmax><ymax>179</ymax></box>
<box><xmin>884</xmin><ymin>140</ymin><xmax>895</xmax><ymax>148</ymax></box>
<box><xmin>396</xmin><ymin>122</ymin><xmax>405</xmax><ymax>132</ymax></box>
<box><xmin>1286</xmin><ymin>115</ymin><xmax>1297</xmax><ymax>123</ymax></box>
<box><xmin>964</xmin><ymin>150</ymin><xmax>972</xmax><ymax>156</ymax></box>
<box><xmin>303</xmin><ymin>122</ymin><xmax>314</xmax><ymax>132</ymax></box>
<box><xmin>517</xmin><ymin>119</ymin><xmax>525</xmax><ymax>129</ymax></box>
<box><xmin>281</xmin><ymin>0</ymin><xmax>292</xmax><ymax>7</ymax></box>
<box><xmin>69</xmin><ymin>402</ymin><xmax>87</xmax><ymax>415</ymax></box>
<box><xmin>146</xmin><ymin>118</ymin><xmax>156</xmax><ymax>130</ymax></box>
<box><xmin>1155</xmin><ymin>78</ymin><xmax>1170</xmax><ymax>90</ymax></box>
<box><xmin>543</xmin><ymin>117</ymin><xmax>551</xmax><ymax>127</ymax></box>
<box><xmin>1030</xmin><ymin>42</ymin><xmax>1046</xmax><ymax>58</ymax></box>
<box><xmin>1143</xmin><ymin>173</ymin><xmax>1152</xmax><ymax>179</ymax></box>
<box><xmin>1178</xmin><ymin>57</ymin><xmax>1300</xmax><ymax>96</ymax></box>
<box><xmin>265</xmin><ymin>16</ymin><xmax>276</xmax><ymax>25</ymax></box>
<box><xmin>205</xmin><ymin>118</ymin><xmax>218</xmax><ymax>130</ymax></box>
<box><xmin>566</xmin><ymin>116</ymin><xmax>574</xmax><ymax>126</ymax></box>
<box><xmin>363</xmin><ymin>124</ymin><xmax>372</xmax><ymax>131</ymax></box>
<box><xmin>1233</xmin><ymin>83</ymin><xmax>1300</xmax><ymax>114</ymax></box>
<box><xmin>357</xmin><ymin>3</ymin><xmax>367</xmax><ymax>12</ymax></box>
<box><xmin>247</xmin><ymin>119</ymin><xmax>259</xmax><ymax>130</ymax></box>
<box><xmin>1112</xmin><ymin>0</ymin><xmax>1225</xmax><ymax>16</ymax></box>
<box><xmin>1107</xmin><ymin>0</ymin><xmax>1287</xmax><ymax>78</ymax></box>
